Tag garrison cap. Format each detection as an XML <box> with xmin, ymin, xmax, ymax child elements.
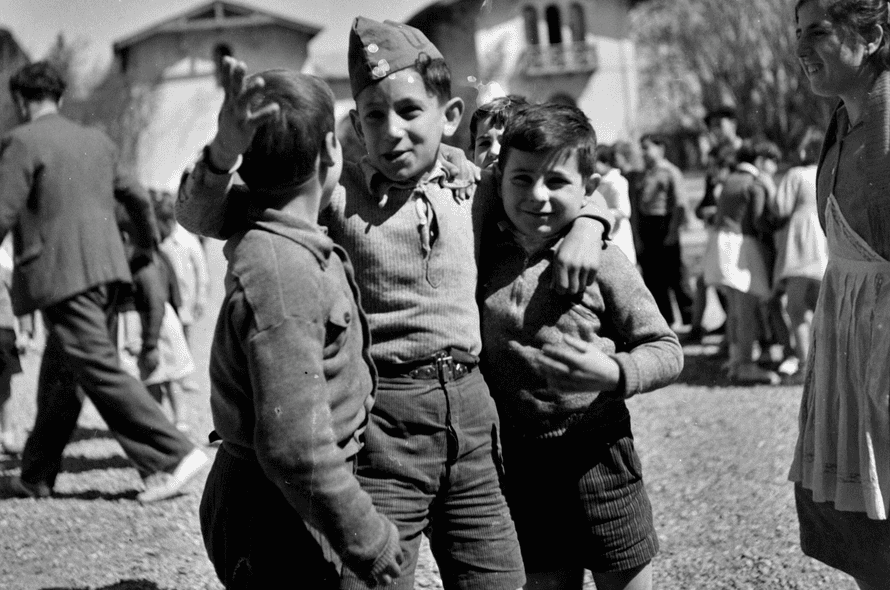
<box><xmin>348</xmin><ymin>16</ymin><xmax>444</xmax><ymax>98</ymax></box>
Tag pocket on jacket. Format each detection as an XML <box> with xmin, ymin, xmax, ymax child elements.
<box><xmin>323</xmin><ymin>293</ymin><xmax>353</xmax><ymax>357</ymax></box>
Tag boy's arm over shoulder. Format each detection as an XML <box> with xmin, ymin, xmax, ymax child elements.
<box><xmin>596</xmin><ymin>247</ymin><xmax>684</xmax><ymax>397</ymax></box>
<box><xmin>238</xmin><ymin>254</ymin><xmax>400</xmax><ymax>582</ymax></box>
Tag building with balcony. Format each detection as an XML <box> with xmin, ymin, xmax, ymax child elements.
<box><xmin>408</xmin><ymin>0</ymin><xmax>646</xmax><ymax>146</ymax></box>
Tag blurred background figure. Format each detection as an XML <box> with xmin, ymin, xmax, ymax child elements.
<box><xmin>116</xmin><ymin>203</ymin><xmax>195</xmax><ymax>433</ymax></box>
<box><xmin>768</xmin><ymin>131</ymin><xmax>827</xmax><ymax>384</ymax></box>
<box><xmin>702</xmin><ymin>140</ymin><xmax>780</xmax><ymax>384</ymax></box>
<box><xmin>637</xmin><ymin>133</ymin><xmax>694</xmax><ymax>330</ymax></box>
<box><xmin>156</xmin><ymin>190</ymin><xmax>208</xmax><ymax>396</ymax></box>
<box><xmin>595</xmin><ymin>143</ymin><xmax>637</xmax><ymax>265</ymax></box>
<box><xmin>0</xmin><ymin>236</ymin><xmax>23</xmax><ymax>456</ymax></box>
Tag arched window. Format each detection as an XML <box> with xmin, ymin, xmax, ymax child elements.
<box><xmin>213</xmin><ymin>43</ymin><xmax>233</xmax><ymax>85</ymax></box>
<box><xmin>523</xmin><ymin>6</ymin><xmax>540</xmax><ymax>45</ymax></box>
<box><xmin>545</xmin><ymin>5</ymin><xmax>562</xmax><ymax>45</ymax></box>
<box><xmin>569</xmin><ymin>3</ymin><xmax>586</xmax><ymax>43</ymax></box>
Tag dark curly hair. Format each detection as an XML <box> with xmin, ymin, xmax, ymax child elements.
<box><xmin>9</xmin><ymin>61</ymin><xmax>67</xmax><ymax>102</ymax></box>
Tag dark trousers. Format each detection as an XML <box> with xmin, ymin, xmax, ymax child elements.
<box><xmin>200</xmin><ymin>444</ymin><xmax>341</xmax><ymax>589</ymax></box>
<box><xmin>20</xmin><ymin>283</ymin><xmax>193</xmax><ymax>487</ymax></box>
<box><xmin>638</xmin><ymin>215</ymin><xmax>693</xmax><ymax>326</ymax></box>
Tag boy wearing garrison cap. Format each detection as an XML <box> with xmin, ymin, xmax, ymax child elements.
<box><xmin>178</xmin><ymin>17</ymin><xmax>612</xmax><ymax>590</ymax></box>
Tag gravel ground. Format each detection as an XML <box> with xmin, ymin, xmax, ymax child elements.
<box><xmin>0</xmin><ymin>235</ymin><xmax>860</xmax><ymax>590</ymax></box>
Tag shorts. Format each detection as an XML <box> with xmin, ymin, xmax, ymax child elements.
<box><xmin>502</xmin><ymin>409</ymin><xmax>658</xmax><ymax>574</ymax></box>
<box><xmin>795</xmin><ymin>483</ymin><xmax>890</xmax><ymax>585</ymax></box>
<box><xmin>340</xmin><ymin>369</ymin><xmax>525</xmax><ymax>590</ymax></box>
<box><xmin>199</xmin><ymin>445</ymin><xmax>341</xmax><ymax>589</ymax></box>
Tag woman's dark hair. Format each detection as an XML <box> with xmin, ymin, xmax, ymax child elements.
<box><xmin>499</xmin><ymin>102</ymin><xmax>597</xmax><ymax>179</ymax></box>
<box><xmin>9</xmin><ymin>61</ymin><xmax>67</xmax><ymax>102</ymax></box>
<box><xmin>238</xmin><ymin>70</ymin><xmax>335</xmax><ymax>192</ymax></box>
<box><xmin>795</xmin><ymin>0</ymin><xmax>890</xmax><ymax>70</ymax></box>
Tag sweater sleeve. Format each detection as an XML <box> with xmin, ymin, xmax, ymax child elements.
<box><xmin>176</xmin><ymin>158</ymin><xmax>250</xmax><ymax>240</ymax></box>
<box><xmin>596</xmin><ymin>248</ymin><xmax>684</xmax><ymax>397</ymax></box>
<box><xmin>243</xmin><ymin>303</ymin><xmax>400</xmax><ymax>581</ymax></box>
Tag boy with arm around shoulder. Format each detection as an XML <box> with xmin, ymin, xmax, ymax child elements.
<box><xmin>198</xmin><ymin>68</ymin><xmax>402</xmax><ymax>588</ymax></box>
<box><xmin>480</xmin><ymin>104</ymin><xmax>684</xmax><ymax>590</ymax></box>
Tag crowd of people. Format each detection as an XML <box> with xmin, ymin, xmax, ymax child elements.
<box><xmin>0</xmin><ymin>0</ymin><xmax>888</xmax><ymax>588</ymax></box>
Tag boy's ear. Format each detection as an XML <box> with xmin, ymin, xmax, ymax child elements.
<box><xmin>320</xmin><ymin>131</ymin><xmax>338</xmax><ymax>167</ymax></box>
<box><xmin>441</xmin><ymin>97</ymin><xmax>464</xmax><ymax>139</ymax></box>
<box><xmin>349</xmin><ymin>109</ymin><xmax>365</xmax><ymax>144</ymax></box>
<box><xmin>584</xmin><ymin>173</ymin><xmax>601</xmax><ymax>198</ymax></box>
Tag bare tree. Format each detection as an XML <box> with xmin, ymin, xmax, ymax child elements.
<box><xmin>631</xmin><ymin>0</ymin><xmax>833</xmax><ymax>153</ymax></box>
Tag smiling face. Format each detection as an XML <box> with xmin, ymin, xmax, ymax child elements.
<box><xmin>500</xmin><ymin>148</ymin><xmax>596</xmax><ymax>243</ymax></box>
<box><xmin>795</xmin><ymin>0</ymin><xmax>873</xmax><ymax>99</ymax></box>
<box><xmin>473</xmin><ymin>117</ymin><xmax>504</xmax><ymax>169</ymax></box>
<box><xmin>352</xmin><ymin>69</ymin><xmax>460</xmax><ymax>182</ymax></box>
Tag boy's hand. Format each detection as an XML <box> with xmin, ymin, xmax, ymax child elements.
<box><xmin>138</xmin><ymin>346</ymin><xmax>160</xmax><ymax>380</ymax></box>
<box><xmin>552</xmin><ymin>217</ymin><xmax>604</xmax><ymax>294</ymax></box>
<box><xmin>539</xmin><ymin>334</ymin><xmax>621</xmax><ymax>393</ymax></box>
<box><xmin>208</xmin><ymin>56</ymin><xmax>281</xmax><ymax>169</ymax></box>
<box><xmin>439</xmin><ymin>144</ymin><xmax>480</xmax><ymax>202</ymax></box>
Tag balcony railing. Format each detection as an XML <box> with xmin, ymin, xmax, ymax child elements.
<box><xmin>520</xmin><ymin>42</ymin><xmax>598</xmax><ymax>76</ymax></box>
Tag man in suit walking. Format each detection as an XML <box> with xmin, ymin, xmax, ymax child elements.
<box><xmin>0</xmin><ymin>61</ymin><xmax>207</xmax><ymax>503</ymax></box>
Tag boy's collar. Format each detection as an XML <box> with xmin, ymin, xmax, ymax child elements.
<box><xmin>359</xmin><ymin>157</ymin><xmax>446</xmax><ymax>206</ymax></box>
<box><xmin>247</xmin><ymin>208</ymin><xmax>333</xmax><ymax>267</ymax></box>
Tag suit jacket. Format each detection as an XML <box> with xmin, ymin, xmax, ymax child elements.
<box><xmin>0</xmin><ymin>113</ymin><xmax>155</xmax><ymax>315</ymax></box>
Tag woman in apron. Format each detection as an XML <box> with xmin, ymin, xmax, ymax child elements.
<box><xmin>790</xmin><ymin>1</ymin><xmax>890</xmax><ymax>587</ymax></box>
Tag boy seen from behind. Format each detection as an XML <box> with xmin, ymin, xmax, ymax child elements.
<box><xmin>198</xmin><ymin>69</ymin><xmax>402</xmax><ymax>588</ymax></box>
<box><xmin>480</xmin><ymin>104</ymin><xmax>684</xmax><ymax>590</ymax></box>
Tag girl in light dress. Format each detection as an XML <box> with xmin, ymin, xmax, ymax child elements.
<box><xmin>768</xmin><ymin>132</ymin><xmax>828</xmax><ymax>383</ymax></box>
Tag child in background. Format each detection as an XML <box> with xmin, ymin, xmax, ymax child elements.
<box><xmin>480</xmin><ymin>103</ymin><xmax>683</xmax><ymax>590</ymax></box>
<box><xmin>0</xmin><ymin>237</ymin><xmax>23</xmax><ymax>455</ymax></box>
<box><xmin>116</xmin><ymin>204</ymin><xmax>194</xmax><ymax>432</ymax></box>
<box><xmin>768</xmin><ymin>131</ymin><xmax>827</xmax><ymax>384</ymax></box>
<box><xmin>468</xmin><ymin>90</ymin><xmax>528</xmax><ymax>169</ymax></box>
<box><xmin>198</xmin><ymin>68</ymin><xmax>402</xmax><ymax>588</ymax></box>
<box><xmin>155</xmin><ymin>190</ymin><xmax>209</xmax><ymax>394</ymax></box>
<box><xmin>703</xmin><ymin>140</ymin><xmax>782</xmax><ymax>384</ymax></box>
<box><xmin>595</xmin><ymin>143</ymin><xmax>637</xmax><ymax>265</ymax></box>
<box><xmin>178</xmin><ymin>18</ymin><xmax>613</xmax><ymax>590</ymax></box>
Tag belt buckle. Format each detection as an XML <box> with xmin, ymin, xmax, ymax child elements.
<box><xmin>435</xmin><ymin>353</ymin><xmax>454</xmax><ymax>382</ymax></box>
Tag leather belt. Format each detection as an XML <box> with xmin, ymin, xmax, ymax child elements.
<box><xmin>376</xmin><ymin>350</ymin><xmax>476</xmax><ymax>383</ymax></box>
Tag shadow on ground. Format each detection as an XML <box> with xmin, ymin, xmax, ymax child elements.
<box><xmin>43</xmin><ymin>580</ymin><xmax>173</xmax><ymax>590</ymax></box>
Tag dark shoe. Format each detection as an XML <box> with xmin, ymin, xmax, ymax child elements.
<box><xmin>1</xmin><ymin>476</ymin><xmax>52</xmax><ymax>499</ymax></box>
<box><xmin>137</xmin><ymin>448</ymin><xmax>209</xmax><ymax>503</ymax></box>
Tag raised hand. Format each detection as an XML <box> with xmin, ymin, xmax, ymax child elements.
<box><xmin>539</xmin><ymin>334</ymin><xmax>622</xmax><ymax>394</ymax></box>
<box><xmin>208</xmin><ymin>56</ymin><xmax>281</xmax><ymax>169</ymax></box>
